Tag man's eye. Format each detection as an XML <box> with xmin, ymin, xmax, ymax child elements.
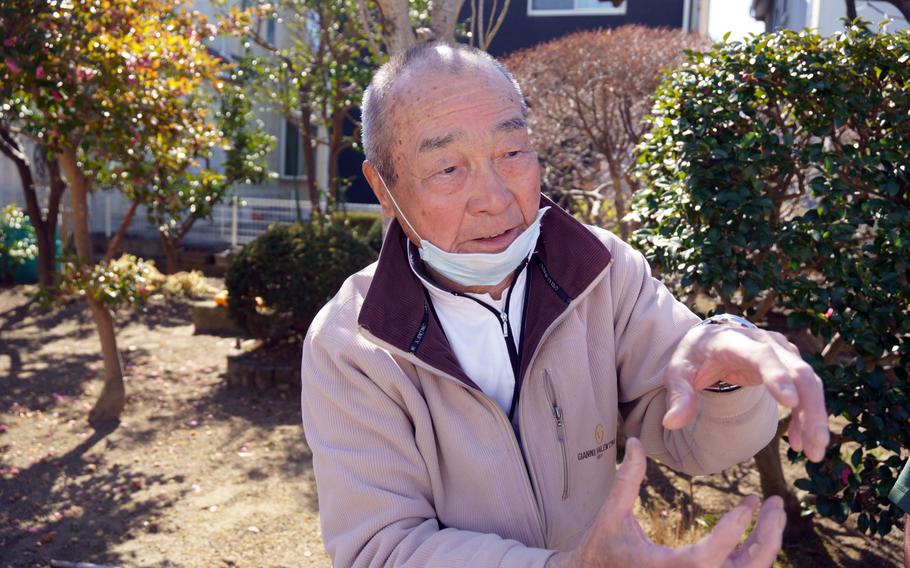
<box><xmin>439</xmin><ymin>166</ymin><xmax>457</xmax><ymax>175</ymax></box>
<box><xmin>504</xmin><ymin>150</ymin><xmax>523</xmax><ymax>159</ymax></box>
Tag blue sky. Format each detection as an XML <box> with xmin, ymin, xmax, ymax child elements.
<box><xmin>708</xmin><ymin>0</ymin><xmax>766</xmax><ymax>40</ymax></box>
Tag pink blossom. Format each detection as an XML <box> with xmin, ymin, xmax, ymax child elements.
<box><xmin>824</xmin><ymin>307</ymin><xmax>834</xmax><ymax>318</ymax></box>
<box><xmin>35</xmin><ymin>65</ymin><xmax>45</xmax><ymax>79</ymax></box>
<box><xmin>4</xmin><ymin>58</ymin><xmax>22</xmax><ymax>75</ymax></box>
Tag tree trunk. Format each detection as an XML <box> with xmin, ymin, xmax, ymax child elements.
<box><xmin>430</xmin><ymin>0</ymin><xmax>465</xmax><ymax>43</ymax></box>
<box><xmin>58</xmin><ymin>147</ymin><xmax>125</xmax><ymax>424</ymax></box>
<box><xmin>375</xmin><ymin>0</ymin><xmax>417</xmax><ymax>54</ymax></box>
<box><xmin>753</xmin><ymin>418</ymin><xmax>815</xmax><ymax>540</ymax></box>
<box><xmin>607</xmin><ymin>164</ymin><xmax>628</xmax><ymax>240</ymax></box>
<box><xmin>884</xmin><ymin>0</ymin><xmax>910</xmax><ymax>22</ymax></box>
<box><xmin>0</xmin><ymin>126</ymin><xmax>64</xmax><ymax>286</ymax></box>
<box><xmin>845</xmin><ymin>0</ymin><xmax>858</xmax><ymax>20</ymax></box>
<box><xmin>160</xmin><ymin>232</ymin><xmax>179</xmax><ymax>275</ymax></box>
<box><xmin>85</xmin><ymin>295</ymin><xmax>126</xmax><ymax>423</ymax></box>
<box><xmin>102</xmin><ymin>197</ymin><xmax>140</xmax><ymax>264</ymax></box>
<box><xmin>43</xmin><ymin>160</ymin><xmax>67</xmax><ymax>283</ymax></box>
<box><xmin>299</xmin><ymin>112</ymin><xmax>321</xmax><ymax>217</ymax></box>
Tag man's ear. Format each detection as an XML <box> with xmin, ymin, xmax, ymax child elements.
<box><xmin>362</xmin><ymin>160</ymin><xmax>395</xmax><ymax>218</ymax></box>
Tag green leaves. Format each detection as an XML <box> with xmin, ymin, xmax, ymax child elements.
<box><xmin>631</xmin><ymin>23</ymin><xmax>910</xmax><ymax>536</ymax></box>
<box><xmin>0</xmin><ymin>204</ymin><xmax>38</xmax><ymax>281</ymax></box>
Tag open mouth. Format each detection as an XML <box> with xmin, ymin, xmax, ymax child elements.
<box><xmin>478</xmin><ymin>228</ymin><xmax>511</xmax><ymax>240</ymax></box>
<box><xmin>469</xmin><ymin>226</ymin><xmax>520</xmax><ymax>249</ymax></box>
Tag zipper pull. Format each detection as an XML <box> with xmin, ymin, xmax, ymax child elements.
<box><xmin>553</xmin><ymin>404</ymin><xmax>565</xmax><ymax>440</ymax></box>
<box><xmin>500</xmin><ymin>311</ymin><xmax>509</xmax><ymax>338</ymax></box>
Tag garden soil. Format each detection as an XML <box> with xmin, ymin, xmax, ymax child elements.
<box><xmin>0</xmin><ymin>284</ymin><xmax>902</xmax><ymax>567</ymax></box>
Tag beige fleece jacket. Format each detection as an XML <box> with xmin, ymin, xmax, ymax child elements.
<box><xmin>301</xmin><ymin>199</ymin><xmax>778</xmax><ymax>567</ymax></box>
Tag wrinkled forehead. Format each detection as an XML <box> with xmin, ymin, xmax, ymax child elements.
<box><xmin>389</xmin><ymin>49</ymin><xmax>519</xmax><ymax>115</ymax></box>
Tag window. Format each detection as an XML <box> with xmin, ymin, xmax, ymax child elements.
<box><xmin>266</xmin><ymin>16</ymin><xmax>276</xmax><ymax>44</ymax></box>
<box><xmin>280</xmin><ymin>119</ymin><xmax>308</xmax><ymax>179</ymax></box>
<box><xmin>528</xmin><ymin>0</ymin><xmax>627</xmax><ymax>16</ymax></box>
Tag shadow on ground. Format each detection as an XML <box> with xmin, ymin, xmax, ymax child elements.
<box><xmin>0</xmin><ymin>286</ymin><xmax>319</xmax><ymax>567</ymax></box>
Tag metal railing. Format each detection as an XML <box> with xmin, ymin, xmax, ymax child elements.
<box><xmin>0</xmin><ymin>185</ymin><xmax>381</xmax><ymax>248</ymax></box>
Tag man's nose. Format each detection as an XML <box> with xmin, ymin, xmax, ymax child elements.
<box><xmin>467</xmin><ymin>161</ymin><xmax>512</xmax><ymax>215</ymax></box>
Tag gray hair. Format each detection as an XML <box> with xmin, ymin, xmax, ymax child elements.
<box><xmin>361</xmin><ymin>42</ymin><xmax>528</xmax><ymax>186</ymax></box>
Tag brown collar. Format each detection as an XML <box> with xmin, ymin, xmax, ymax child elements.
<box><xmin>358</xmin><ymin>195</ymin><xmax>612</xmax><ymax>389</ymax></box>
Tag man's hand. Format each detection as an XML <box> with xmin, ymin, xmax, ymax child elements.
<box><xmin>546</xmin><ymin>438</ymin><xmax>785</xmax><ymax>568</ymax></box>
<box><xmin>660</xmin><ymin>323</ymin><xmax>829</xmax><ymax>462</ymax></box>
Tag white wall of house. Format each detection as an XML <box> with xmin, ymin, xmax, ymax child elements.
<box><xmin>761</xmin><ymin>0</ymin><xmax>908</xmax><ymax>34</ymax></box>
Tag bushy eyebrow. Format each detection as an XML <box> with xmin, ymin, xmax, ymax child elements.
<box><xmin>417</xmin><ymin>117</ymin><xmax>527</xmax><ymax>153</ymax></box>
<box><xmin>418</xmin><ymin>131</ymin><xmax>462</xmax><ymax>153</ymax></box>
<box><xmin>494</xmin><ymin>117</ymin><xmax>527</xmax><ymax>133</ymax></box>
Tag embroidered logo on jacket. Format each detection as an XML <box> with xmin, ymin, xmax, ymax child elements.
<box><xmin>578</xmin><ymin>422</ymin><xmax>615</xmax><ymax>461</ymax></box>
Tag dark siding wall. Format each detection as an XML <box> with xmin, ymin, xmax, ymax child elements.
<box><xmin>338</xmin><ymin>107</ymin><xmax>376</xmax><ymax>204</ymax></box>
<box><xmin>485</xmin><ymin>0</ymin><xmax>688</xmax><ymax>57</ymax></box>
<box><xmin>342</xmin><ymin>0</ymin><xmax>688</xmax><ymax>203</ymax></box>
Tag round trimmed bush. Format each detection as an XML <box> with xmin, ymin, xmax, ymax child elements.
<box><xmin>226</xmin><ymin>222</ymin><xmax>377</xmax><ymax>336</ymax></box>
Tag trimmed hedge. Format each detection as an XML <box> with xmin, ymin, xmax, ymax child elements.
<box><xmin>226</xmin><ymin>221</ymin><xmax>377</xmax><ymax>336</ymax></box>
<box><xmin>630</xmin><ymin>23</ymin><xmax>910</xmax><ymax>536</ymax></box>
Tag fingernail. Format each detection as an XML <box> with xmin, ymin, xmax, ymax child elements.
<box><xmin>779</xmin><ymin>384</ymin><xmax>797</xmax><ymax>401</ymax></box>
<box><xmin>738</xmin><ymin>507</ymin><xmax>752</xmax><ymax>526</ymax></box>
<box><xmin>748</xmin><ymin>543</ymin><xmax>760</xmax><ymax>558</ymax></box>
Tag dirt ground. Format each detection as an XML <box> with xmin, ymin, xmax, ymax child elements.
<box><xmin>0</xmin><ymin>284</ymin><xmax>903</xmax><ymax>567</ymax></box>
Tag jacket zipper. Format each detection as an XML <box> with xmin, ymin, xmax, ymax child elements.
<box><xmin>544</xmin><ymin>369</ymin><xmax>569</xmax><ymax>500</ymax></box>
<box><xmin>358</xmin><ymin>328</ymin><xmax>548</xmax><ymax>547</ymax></box>
<box><xmin>516</xmin><ymin>257</ymin><xmax>613</xmax><ymax>533</ymax></box>
<box><xmin>362</xmin><ymin>256</ymin><xmax>614</xmax><ymax>546</ymax></box>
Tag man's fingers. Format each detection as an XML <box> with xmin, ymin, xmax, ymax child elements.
<box><xmin>790</xmin><ymin>366</ymin><xmax>829</xmax><ymax>462</ymax></box>
<box><xmin>787</xmin><ymin>409</ymin><xmax>803</xmax><ymax>454</ymax></box>
<box><xmin>707</xmin><ymin>331</ymin><xmax>801</xmax><ymax>408</ymax></box>
<box><xmin>600</xmin><ymin>437</ymin><xmax>647</xmax><ymax>527</ymax></box>
<box><xmin>755</xmin><ymin>331</ymin><xmax>829</xmax><ymax>461</ymax></box>
<box><xmin>692</xmin><ymin>495</ymin><xmax>761</xmax><ymax>564</ymax></box>
<box><xmin>728</xmin><ymin>496</ymin><xmax>786</xmax><ymax>568</ymax></box>
<box><xmin>662</xmin><ymin>362</ymin><xmax>697</xmax><ymax>430</ymax></box>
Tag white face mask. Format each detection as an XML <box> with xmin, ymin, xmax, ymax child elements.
<box><xmin>376</xmin><ymin>172</ymin><xmax>548</xmax><ymax>287</ymax></box>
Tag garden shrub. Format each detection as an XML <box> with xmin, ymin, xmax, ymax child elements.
<box><xmin>226</xmin><ymin>221</ymin><xmax>377</xmax><ymax>335</ymax></box>
<box><xmin>161</xmin><ymin>270</ymin><xmax>219</xmax><ymax>299</ymax></box>
<box><xmin>630</xmin><ymin>23</ymin><xmax>910</xmax><ymax>536</ymax></box>
<box><xmin>504</xmin><ymin>26</ymin><xmax>709</xmax><ymax>238</ymax></box>
<box><xmin>46</xmin><ymin>254</ymin><xmax>160</xmax><ymax>308</ymax></box>
<box><xmin>363</xmin><ymin>216</ymin><xmax>384</xmax><ymax>253</ymax></box>
<box><xmin>0</xmin><ymin>204</ymin><xmax>38</xmax><ymax>282</ymax></box>
<box><xmin>331</xmin><ymin>210</ymin><xmax>382</xmax><ymax>237</ymax></box>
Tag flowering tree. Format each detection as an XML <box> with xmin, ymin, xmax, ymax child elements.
<box><xmin>0</xmin><ymin>0</ymin><xmax>225</xmax><ymax>423</ymax></box>
<box><xmin>504</xmin><ymin>26</ymin><xmax>709</xmax><ymax>239</ymax></box>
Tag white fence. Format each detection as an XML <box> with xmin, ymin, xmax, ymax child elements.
<box><xmin>0</xmin><ymin>185</ymin><xmax>382</xmax><ymax>248</ymax></box>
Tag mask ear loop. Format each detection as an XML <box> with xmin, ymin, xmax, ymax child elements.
<box><xmin>376</xmin><ymin>172</ymin><xmax>423</xmax><ymax>243</ymax></box>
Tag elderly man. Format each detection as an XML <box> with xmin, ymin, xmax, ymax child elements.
<box><xmin>301</xmin><ymin>42</ymin><xmax>829</xmax><ymax>568</ymax></box>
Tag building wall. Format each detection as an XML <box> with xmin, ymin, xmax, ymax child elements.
<box><xmin>761</xmin><ymin>0</ymin><xmax>908</xmax><ymax>34</ymax></box>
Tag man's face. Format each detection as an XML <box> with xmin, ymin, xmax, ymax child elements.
<box><xmin>367</xmin><ymin>61</ymin><xmax>541</xmax><ymax>254</ymax></box>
